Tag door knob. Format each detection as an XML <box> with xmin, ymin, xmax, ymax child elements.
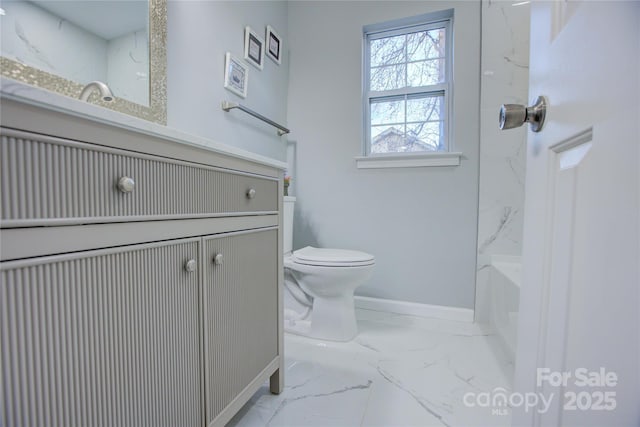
<box><xmin>246</xmin><ymin>188</ymin><xmax>256</xmax><ymax>199</ymax></box>
<box><xmin>499</xmin><ymin>96</ymin><xmax>547</xmax><ymax>132</ymax></box>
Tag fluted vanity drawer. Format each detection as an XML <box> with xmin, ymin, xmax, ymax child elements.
<box><xmin>0</xmin><ymin>129</ymin><xmax>278</xmax><ymax>226</ymax></box>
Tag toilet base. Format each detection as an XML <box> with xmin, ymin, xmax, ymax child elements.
<box><xmin>284</xmin><ymin>294</ymin><xmax>358</xmax><ymax>342</ymax></box>
<box><xmin>284</xmin><ymin>318</ymin><xmax>312</xmax><ymax>337</ymax></box>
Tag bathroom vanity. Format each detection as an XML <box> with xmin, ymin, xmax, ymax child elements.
<box><xmin>0</xmin><ymin>92</ymin><xmax>285</xmax><ymax>427</ymax></box>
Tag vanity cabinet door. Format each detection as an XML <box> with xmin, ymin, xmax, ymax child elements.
<box><xmin>202</xmin><ymin>228</ymin><xmax>278</xmax><ymax>424</ymax></box>
<box><xmin>0</xmin><ymin>239</ymin><xmax>203</xmax><ymax>427</ymax></box>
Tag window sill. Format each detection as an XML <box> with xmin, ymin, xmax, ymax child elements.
<box><xmin>355</xmin><ymin>152</ymin><xmax>462</xmax><ymax>169</ymax></box>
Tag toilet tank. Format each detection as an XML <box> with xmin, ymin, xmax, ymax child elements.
<box><xmin>283</xmin><ymin>196</ymin><xmax>296</xmax><ymax>254</ymax></box>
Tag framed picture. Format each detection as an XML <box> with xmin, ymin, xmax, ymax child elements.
<box><xmin>244</xmin><ymin>26</ymin><xmax>264</xmax><ymax>70</ymax></box>
<box><xmin>266</xmin><ymin>25</ymin><xmax>282</xmax><ymax>65</ymax></box>
<box><xmin>223</xmin><ymin>52</ymin><xmax>248</xmax><ymax>98</ymax></box>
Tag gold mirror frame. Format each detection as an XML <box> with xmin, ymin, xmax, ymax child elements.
<box><xmin>0</xmin><ymin>0</ymin><xmax>167</xmax><ymax>124</ymax></box>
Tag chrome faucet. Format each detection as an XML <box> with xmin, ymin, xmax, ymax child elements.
<box><xmin>79</xmin><ymin>81</ymin><xmax>114</xmax><ymax>102</ymax></box>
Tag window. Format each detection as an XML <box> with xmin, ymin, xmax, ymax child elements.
<box><xmin>363</xmin><ymin>11</ymin><xmax>453</xmax><ymax>159</ymax></box>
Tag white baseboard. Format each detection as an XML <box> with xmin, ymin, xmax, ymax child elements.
<box><xmin>354</xmin><ymin>295</ymin><xmax>474</xmax><ymax>323</ymax></box>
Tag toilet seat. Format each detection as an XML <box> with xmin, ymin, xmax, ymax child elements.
<box><xmin>290</xmin><ymin>246</ymin><xmax>375</xmax><ymax>267</ymax></box>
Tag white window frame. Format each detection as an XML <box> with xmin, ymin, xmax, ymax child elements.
<box><xmin>358</xmin><ymin>10</ymin><xmax>461</xmax><ymax>169</ymax></box>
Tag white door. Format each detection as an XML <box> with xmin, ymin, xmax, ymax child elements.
<box><xmin>512</xmin><ymin>2</ymin><xmax>639</xmax><ymax>427</ymax></box>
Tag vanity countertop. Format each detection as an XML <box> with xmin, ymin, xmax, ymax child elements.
<box><xmin>0</xmin><ymin>78</ymin><xmax>287</xmax><ymax>170</ymax></box>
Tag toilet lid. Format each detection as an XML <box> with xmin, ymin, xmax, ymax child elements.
<box><xmin>291</xmin><ymin>246</ymin><xmax>375</xmax><ymax>267</ymax></box>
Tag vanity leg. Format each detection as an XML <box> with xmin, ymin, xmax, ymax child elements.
<box><xmin>270</xmin><ymin>367</ymin><xmax>284</xmax><ymax>394</ymax></box>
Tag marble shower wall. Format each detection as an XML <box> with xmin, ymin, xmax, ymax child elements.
<box><xmin>1</xmin><ymin>0</ymin><xmax>108</xmax><ymax>85</ymax></box>
<box><xmin>1</xmin><ymin>1</ymin><xmax>148</xmax><ymax>106</ymax></box>
<box><xmin>475</xmin><ymin>1</ymin><xmax>530</xmax><ymax>322</ymax></box>
<box><xmin>107</xmin><ymin>30</ymin><xmax>150</xmax><ymax>107</ymax></box>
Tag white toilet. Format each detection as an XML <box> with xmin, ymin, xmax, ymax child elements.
<box><xmin>283</xmin><ymin>196</ymin><xmax>374</xmax><ymax>342</ymax></box>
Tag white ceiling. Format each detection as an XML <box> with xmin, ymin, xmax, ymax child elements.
<box><xmin>31</xmin><ymin>0</ymin><xmax>148</xmax><ymax>40</ymax></box>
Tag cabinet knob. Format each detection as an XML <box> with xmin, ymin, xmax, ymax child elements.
<box><xmin>184</xmin><ymin>259</ymin><xmax>197</xmax><ymax>273</ymax></box>
<box><xmin>213</xmin><ymin>253</ymin><xmax>224</xmax><ymax>265</ymax></box>
<box><xmin>246</xmin><ymin>188</ymin><xmax>256</xmax><ymax>199</ymax></box>
<box><xmin>117</xmin><ymin>176</ymin><xmax>135</xmax><ymax>193</ymax></box>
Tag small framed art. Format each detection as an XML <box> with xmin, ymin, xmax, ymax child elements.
<box><xmin>223</xmin><ymin>52</ymin><xmax>248</xmax><ymax>98</ymax></box>
<box><xmin>244</xmin><ymin>26</ymin><xmax>264</xmax><ymax>70</ymax></box>
<box><xmin>266</xmin><ymin>25</ymin><xmax>282</xmax><ymax>65</ymax></box>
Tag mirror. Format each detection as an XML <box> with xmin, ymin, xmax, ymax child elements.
<box><xmin>0</xmin><ymin>0</ymin><xmax>166</xmax><ymax>124</ymax></box>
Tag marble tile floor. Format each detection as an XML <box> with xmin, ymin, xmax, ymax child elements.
<box><xmin>228</xmin><ymin>309</ymin><xmax>514</xmax><ymax>427</ymax></box>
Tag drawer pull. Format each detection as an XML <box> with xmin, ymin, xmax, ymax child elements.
<box><xmin>246</xmin><ymin>188</ymin><xmax>256</xmax><ymax>199</ymax></box>
<box><xmin>213</xmin><ymin>253</ymin><xmax>224</xmax><ymax>265</ymax></box>
<box><xmin>184</xmin><ymin>259</ymin><xmax>197</xmax><ymax>273</ymax></box>
<box><xmin>117</xmin><ymin>176</ymin><xmax>135</xmax><ymax>193</ymax></box>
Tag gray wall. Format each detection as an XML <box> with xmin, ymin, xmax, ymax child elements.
<box><xmin>287</xmin><ymin>1</ymin><xmax>481</xmax><ymax>309</ymax></box>
<box><xmin>167</xmin><ymin>1</ymin><xmax>289</xmax><ymax>161</ymax></box>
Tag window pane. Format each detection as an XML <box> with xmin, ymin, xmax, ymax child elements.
<box><xmin>370</xmin><ymin>124</ymin><xmax>407</xmax><ymax>154</ymax></box>
<box><xmin>365</xmin><ymin>16</ymin><xmax>450</xmax><ymax>155</ymax></box>
<box><xmin>371</xmin><ymin>99</ymin><xmax>405</xmax><ymax>125</ymax></box>
<box><xmin>406</xmin><ymin>121</ymin><xmax>444</xmax><ymax>151</ymax></box>
<box><xmin>406</xmin><ymin>95</ymin><xmax>443</xmax><ymax>122</ymax></box>
<box><xmin>407</xmin><ymin>28</ymin><xmax>446</xmax><ymax>62</ymax></box>
<box><xmin>370</xmin><ymin>64</ymin><xmax>406</xmax><ymax>91</ymax></box>
<box><xmin>370</xmin><ymin>34</ymin><xmax>406</xmax><ymax>67</ymax></box>
<box><xmin>370</xmin><ymin>94</ymin><xmax>445</xmax><ymax>153</ymax></box>
<box><xmin>371</xmin><ymin>124</ymin><xmax>400</xmax><ymax>139</ymax></box>
<box><xmin>407</xmin><ymin>59</ymin><xmax>445</xmax><ymax>87</ymax></box>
